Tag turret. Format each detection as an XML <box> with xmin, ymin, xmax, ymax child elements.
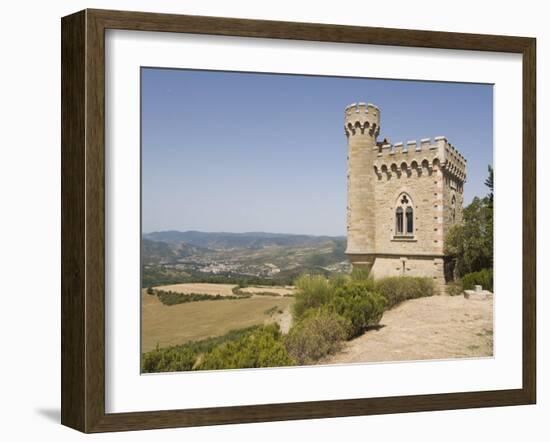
<box><xmin>344</xmin><ymin>103</ymin><xmax>379</xmax><ymax>266</ymax></box>
<box><xmin>344</xmin><ymin>102</ymin><xmax>381</xmax><ymax>139</ymax></box>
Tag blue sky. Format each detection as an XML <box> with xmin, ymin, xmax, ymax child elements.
<box><xmin>142</xmin><ymin>68</ymin><xmax>493</xmax><ymax>236</ymax></box>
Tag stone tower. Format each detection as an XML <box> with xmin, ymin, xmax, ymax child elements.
<box><xmin>344</xmin><ymin>102</ymin><xmax>467</xmax><ymax>289</ymax></box>
<box><xmin>344</xmin><ymin>103</ymin><xmax>380</xmax><ymax>271</ymax></box>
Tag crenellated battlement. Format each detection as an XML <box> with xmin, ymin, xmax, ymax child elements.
<box><xmin>344</xmin><ymin>102</ymin><xmax>381</xmax><ymax>138</ymax></box>
<box><xmin>373</xmin><ymin>136</ymin><xmax>466</xmax><ymax>182</ymax></box>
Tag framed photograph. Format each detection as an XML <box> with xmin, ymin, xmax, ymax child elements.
<box><xmin>61</xmin><ymin>9</ymin><xmax>536</xmax><ymax>433</ymax></box>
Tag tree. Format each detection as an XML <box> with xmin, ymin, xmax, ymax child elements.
<box><xmin>485</xmin><ymin>165</ymin><xmax>494</xmax><ymax>206</ymax></box>
<box><xmin>445</xmin><ymin>166</ymin><xmax>493</xmax><ymax>277</ymax></box>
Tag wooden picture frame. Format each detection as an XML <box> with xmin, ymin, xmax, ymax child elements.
<box><xmin>61</xmin><ymin>8</ymin><xmax>536</xmax><ymax>433</ymax></box>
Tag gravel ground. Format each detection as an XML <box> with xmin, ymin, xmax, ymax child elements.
<box><xmin>322</xmin><ymin>294</ymin><xmax>493</xmax><ymax>364</ymax></box>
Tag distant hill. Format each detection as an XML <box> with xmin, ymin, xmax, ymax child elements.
<box><xmin>141</xmin><ymin>238</ymin><xmax>212</xmax><ymax>265</ymax></box>
<box><xmin>141</xmin><ymin>231</ymin><xmax>350</xmax><ymax>283</ymax></box>
<box><xmin>143</xmin><ymin>230</ymin><xmax>345</xmax><ymax>250</ymax></box>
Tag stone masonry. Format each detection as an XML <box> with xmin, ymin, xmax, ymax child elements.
<box><xmin>344</xmin><ymin>102</ymin><xmax>466</xmax><ymax>290</ymax></box>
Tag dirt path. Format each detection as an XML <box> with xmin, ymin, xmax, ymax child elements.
<box><xmin>276</xmin><ymin>308</ymin><xmax>293</xmax><ymax>334</ymax></box>
<box><xmin>323</xmin><ymin>295</ymin><xmax>493</xmax><ymax>364</ymax></box>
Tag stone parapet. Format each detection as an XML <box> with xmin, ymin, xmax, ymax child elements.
<box><xmin>374</xmin><ymin>136</ymin><xmax>466</xmax><ymax>183</ymax></box>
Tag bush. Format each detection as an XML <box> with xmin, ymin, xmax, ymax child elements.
<box><xmin>329</xmin><ymin>273</ymin><xmax>349</xmax><ymax>290</ymax></box>
<box><xmin>292</xmin><ymin>275</ymin><xmax>333</xmax><ymax>320</ymax></box>
<box><xmin>292</xmin><ymin>275</ymin><xmax>433</xmax><ymax>340</ymax></box>
<box><xmin>141</xmin><ymin>325</ymin><xmax>262</xmax><ymax>373</ymax></box>
<box><xmin>285</xmin><ymin>308</ymin><xmax>348</xmax><ymax>364</ymax></box>
<box><xmin>141</xmin><ymin>345</ymin><xmax>197</xmax><ymax>373</ymax></box>
<box><xmin>155</xmin><ymin>290</ymin><xmax>249</xmax><ymax>306</ymax></box>
<box><xmin>446</xmin><ymin>279</ymin><xmax>464</xmax><ymax>296</ymax></box>
<box><xmin>330</xmin><ymin>282</ymin><xmax>387</xmax><ymax>338</ymax></box>
<box><xmin>350</xmin><ymin>266</ymin><xmax>373</xmax><ymax>282</ymax></box>
<box><xmin>142</xmin><ymin>325</ymin><xmax>294</xmax><ymax>373</ymax></box>
<box><xmin>375</xmin><ymin>276</ymin><xmax>435</xmax><ymax>309</ymax></box>
<box><xmin>200</xmin><ymin>324</ymin><xmax>294</xmax><ymax>370</ymax></box>
<box><xmin>462</xmin><ymin>268</ymin><xmax>493</xmax><ymax>292</ymax></box>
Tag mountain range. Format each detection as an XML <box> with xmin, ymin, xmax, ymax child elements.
<box><xmin>141</xmin><ymin>230</ymin><xmax>350</xmax><ymax>285</ymax></box>
<box><xmin>143</xmin><ymin>230</ymin><xmax>345</xmax><ymax>250</ymax></box>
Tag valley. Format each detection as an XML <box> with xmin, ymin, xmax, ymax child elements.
<box><xmin>141</xmin><ymin>230</ymin><xmax>350</xmax><ymax>288</ymax></box>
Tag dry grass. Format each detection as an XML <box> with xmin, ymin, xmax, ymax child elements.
<box><xmin>153</xmin><ymin>282</ymin><xmax>237</xmax><ymax>296</ymax></box>
<box><xmin>152</xmin><ymin>282</ymin><xmax>295</xmax><ymax>297</ymax></box>
<box><xmin>238</xmin><ymin>285</ymin><xmax>295</xmax><ymax>296</ymax></box>
<box><xmin>141</xmin><ymin>290</ymin><xmax>294</xmax><ymax>352</ymax></box>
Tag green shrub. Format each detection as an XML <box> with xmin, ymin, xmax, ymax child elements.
<box><xmin>462</xmin><ymin>268</ymin><xmax>493</xmax><ymax>292</ymax></box>
<box><xmin>155</xmin><ymin>289</ymin><xmax>249</xmax><ymax>306</ymax></box>
<box><xmin>200</xmin><ymin>324</ymin><xmax>294</xmax><ymax>370</ymax></box>
<box><xmin>292</xmin><ymin>275</ymin><xmax>433</xmax><ymax>339</ymax></box>
<box><xmin>285</xmin><ymin>308</ymin><xmax>348</xmax><ymax>364</ymax></box>
<box><xmin>143</xmin><ymin>325</ymin><xmax>294</xmax><ymax>372</ymax></box>
<box><xmin>416</xmin><ymin>277</ymin><xmax>436</xmax><ymax>297</ymax></box>
<box><xmin>141</xmin><ymin>345</ymin><xmax>197</xmax><ymax>373</ymax></box>
<box><xmin>141</xmin><ymin>325</ymin><xmax>261</xmax><ymax>373</ymax></box>
<box><xmin>330</xmin><ymin>282</ymin><xmax>387</xmax><ymax>338</ymax></box>
<box><xmin>329</xmin><ymin>273</ymin><xmax>350</xmax><ymax>290</ymax></box>
<box><xmin>350</xmin><ymin>266</ymin><xmax>373</xmax><ymax>282</ymax></box>
<box><xmin>252</xmin><ymin>291</ymin><xmax>285</xmax><ymax>297</ymax></box>
<box><xmin>292</xmin><ymin>274</ymin><xmax>333</xmax><ymax>320</ymax></box>
<box><xmin>446</xmin><ymin>279</ymin><xmax>464</xmax><ymax>296</ymax></box>
<box><xmin>146</xmin><ymin>287</ymin><xmax>155</xmax><ymax>295</ymax></box>
<box><xmin>375</xmin><ymin>276</ymin><xmax>435</xmax><ymax>309</ymax></box>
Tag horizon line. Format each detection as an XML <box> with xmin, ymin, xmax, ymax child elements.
<box><xmin>142</xmin><ymin>229</ymin><xmax>347</xmax><ymax>238</ymax></box>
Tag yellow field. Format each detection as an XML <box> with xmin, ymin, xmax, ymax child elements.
<box><xmin>153</xmin><ymin>282</ymin><xmax>236</xmax><ymax>296</ymax></box>
<box><xmin>238</xmin><ymin>285</ymin><xmax>295</xmax><ymax>296</ymax></box>
<box><xmin>141</xmin><ymin>290</ymin><xmax>294</xmax><ymax>352</ymax></box>
<box><xmin>152</xmin><ymin>282</ymin><xmax>295</xmax><ymax>297</ymax></box>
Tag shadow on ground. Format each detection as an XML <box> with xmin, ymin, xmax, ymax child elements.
<box><xmin>35</xmin><ymin>408</ymin><xmax>60</xmax><ymax>423</ymax></box>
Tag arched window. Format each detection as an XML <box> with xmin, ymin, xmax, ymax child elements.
<box><xmin>395</xmin><ymin>207</ymin><xmax>404</xmax><ymax>234</ymax></box>
<box><xmin>406</xmin><ymin>207</ymin><xmax>414</xmax><ymax>234</ymax></box>
<box><xmin>395</xmin><ymin>193</ymin><xmax>414</xmax><ymax>237</ymax></box>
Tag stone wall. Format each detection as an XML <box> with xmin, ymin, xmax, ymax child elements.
<box><xmin>442</xmin><ymin>172</ymin><xmax>465</xmax><ymax>236</ymax></box>
<box><xmin>370</xmin><ymin>255</ymin><xmax>446</xmax><ymax>287</ymax></box>
<box><xmin>373</xmin><ymin>161</ymin><xmax>444</xmax><ymax>257</ymax></box>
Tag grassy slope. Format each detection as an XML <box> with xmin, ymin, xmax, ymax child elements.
<box><xmin>141</xmin><ymin>290</ymin><xmax>294</xmax><ymax>352</ymax></box>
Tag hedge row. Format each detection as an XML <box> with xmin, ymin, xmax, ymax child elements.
<box><xmin>153</xmin><ymin>289</ymin><xmax>250</xmax><ymax>306</ymax></box>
